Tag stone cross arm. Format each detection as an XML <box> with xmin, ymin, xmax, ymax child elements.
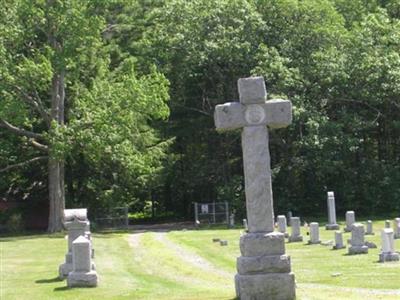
<box><xmin>214</xmin><ymin>99</ymin><xmax>292</xmax><ymax>131</ymax></box>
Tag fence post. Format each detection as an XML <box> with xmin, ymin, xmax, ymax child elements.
<box><xmin>212</xmin><ymin>202</ymin><xmax>216</xmax><ymax>224</ymax></box>
<box><xmin>225</xmin><ymin>201</ymin><xmax>229</xmax><ymax>227</ymax></box>
<box><xmin>194</xmin><ymin>202</ymin><xmax>199</xmax><ymax>226</ymax></box>
<box><xmin>124</xmin><ymin>205</ymin><xmax>129</xmax><ymax>229</ymax></box>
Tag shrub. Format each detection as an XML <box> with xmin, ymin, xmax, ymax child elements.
<box><xmin>6</xmin><ymin>213</ymin><xmax>24</xmax><ymax>233</ymax></box>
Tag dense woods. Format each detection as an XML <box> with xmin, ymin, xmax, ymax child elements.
<box><xmin>1</xmin><ymin>0</ymin><xmax>400</xmax><ymax>231</ymax></box>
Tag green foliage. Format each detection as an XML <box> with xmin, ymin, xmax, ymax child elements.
<box><xmin>6</xmin><ymin>213</ymin><xmax>24</xmax><ymax>232</ymax></box>
<box><xmin>2</xmin><ymin>0</ymin><xmax>400</xmax><ymax>224</ymax></box>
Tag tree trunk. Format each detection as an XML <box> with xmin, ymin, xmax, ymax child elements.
<box><xmin>47</xmin><ymin>70</ymin><xmax>66</xmax><ymax>232</ymax></box>
<box><xmin>48</xmin><ymin>157</ymin><xmax>65</xmax><ymax>232</ymax></box>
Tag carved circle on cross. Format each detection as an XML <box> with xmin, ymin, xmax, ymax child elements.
<box><xmin>245</xmin><ymin>104</ymin><xmax>266</xmax><ymax>125</ymax></box>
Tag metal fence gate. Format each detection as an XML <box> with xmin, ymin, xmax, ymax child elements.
<box><xmin>94</xmin><ymin>206</ymin><xmax>129</xmax><ymax>229</ymax></box>
<box><xmin>194</xmin><ymin>201</ymin><xmax>229</xmax><ymax>226</ymax></box>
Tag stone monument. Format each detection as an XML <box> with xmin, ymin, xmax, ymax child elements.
<box><xmin>59</xmin><ymin>209</ymin><xmax>91</xmax><ymax>279</ymax></box>
<box><xmin>385</xmin><ymin>220</ymin><xmax>391</xmax><ymax>228</ymax></box>
<box><xmin>344</xmin><ymin>211</ymin><xmax>355</xmax><ymax>232</ymax></box>
<box><xmin>214</xmin><ymin>76</ymin><xmax>295</xmax><ymax>299</ymax></box>
<box><xmin>348</xmin><ymin>223</ymin><xmax>368</xmax><ymax>255</ymax></box>
<box><xmin>325</xmin><ymin>192</ymin><xmax>339</xmax><ymax>230</ymax></box>
<box><xmin>288</xmin><ymin>217</ymin><xmax>303</xmax><ymax>243</ymax></box>
<box><xmin>230</xmin><ymin>213</ymin><xmax>235</xmax><ymax>227</ymax></box>
<box><xmin>287</xmin><ymin>211</ymin><xmax>293</xmax><ymax>226</ymax></box>
<box><xmin>67</xmin><ymin>235</ymin><xmax>98</xmax><ymax>287</ymax></box>
<box><xmin>379</xmin><ymin>228</ymin><xmax>399</xmax><ymax>262</ymax></box>
<box><xmin>393</xmin><ymin>218</ymin><xmax>400</xmax><ymax>239</ymax></box>
<box><xmin>333</xmin><ymin>231</ymin><xmax>345</xmax><ymax>249</ymax></box>
<box><xmin>308</xmin><ymin>222</ymin><xmax>320</xmax><ymax>244</ymax></box>
<box><xmin>365</xmin><ymin>220</ymin><xmax>374</xmax><ymax>235</ymax></box>
<box><xmin>277</xmin><ymin>215</ymin><xmax>288</xmax><ymax>238</ymax></box>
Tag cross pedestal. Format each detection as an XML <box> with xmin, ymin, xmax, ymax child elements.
<box><xmin>215</xmin><ymin>77</ymin><xmax>295</xmax><ymax>299</ymax></box>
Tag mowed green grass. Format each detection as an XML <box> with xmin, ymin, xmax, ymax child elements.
<box><xmin>1</xmin><ymin>220</ymin><xmax>400</xmax><ymax>299</ymax></box>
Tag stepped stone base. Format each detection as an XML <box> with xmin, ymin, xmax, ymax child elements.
<box><xmin>325</xmin><ymin>224</ymin><xmax>339</xmax><ymax>230</ymax></box>
<box><xmin>237</xmin><ymin>255</ymin><xmax>291</xmax><ymax>274</ymax></box>
<box><xmin>236</xmin><ymin>232</ymin><xmax>295</xmax><ymax>299</ymax></box>
<box><xmin>348</xmin><ymin>245</ymin><xmax>368</xmax><ymax>255</ymax></box>
<box><xmin>379</xmin><ymin>252</ymin><xmax>400</xmax><ymax>262</ymax></box>
<box><xmin>59</xmin><ymin>261</ymin><xmax>96</xmax><ymax>280</ymax></box>
<box><xmin>67</xmin><ymin>270</ymin><xmax>98</xmax><ymax>287</ymax></box>
<box><xmin>235</xmin><ymin>273</ymin><xmax>295</xmax><ymax>300</ymax></box>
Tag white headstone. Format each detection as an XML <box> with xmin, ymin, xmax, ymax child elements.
<box><xmin>308</xmin><ymin>222</ymin><xmax>320</xmax><ymax>244</ymax></box>
<box><xmin>288</xmin><ymin>217</ymin><xmax>303</xmax><ymax>242</ymax></box>
<box><xmin>277</xmin><ymin>215</ymin><xmax>288</xmax><ymax>237</ymax></box>
<box><xmin>215</xmin><ymin>77</ymin><xmax>295</xmax><ymax>299</ymax></box>
<box><xmin>348</xmin><ymin>223</ymin><xmax>368</xmax><ymax>254</ymax></box>
<box><xmin>365</xmin><ymin>220</ymin><xmax>374</xmax><ymax>235</ymax></box>
<box><xmin>379</xmin><ymin>228</ymin><xmax>399</xmax><ymax>262</ymax></box>
<box><xmin>59</xmin><ymin>215</ymin><xmax>90</xmax><ymax>279</ymax></box>
<box><xmin>325</xmin><ymin>192</ymin><xmax>339</xmax><ymax>230</ymax></box>
<box><xmin>385</xmin><ymin>220</ymin><xmax>391</xmax><ymax>228</ymax></box>
<box><xmin>67</xmin><ymin>235</ymin><xmax>98</xmax><ymax>287</ymax></box>
<box><xmin>344</xmin><ymin>211</ymin><xmax>355</xmax><ymax>232</ymax></box>
<box><xmin>393</xmin><ymin>218</ymin><xmax>400</xmax><ymax>239</ymax></box>
<box><xmin>243</xmin><ymin>219</ymin><xmax>248</xmax><ymax>231</ymax></box>
<box><xmin>333</xmin><ymin>231</ymin><xmax>345</xmax><ymax>249</ymax></box>
<box><xmin>287</xmin><ymin>211</ymin><xmax>293</xmax><ymax>226</ymax></box>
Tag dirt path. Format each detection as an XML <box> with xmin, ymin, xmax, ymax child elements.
<box><xmin>153</xmin><ymin>232</ymin><xmax>232</xmax><ymax>278</ymax></box>
<box><xmin>128</xmin><ymin>231</ymin><xmax>142</xmax><ymax>248</ymax></box>
<box><xmin>128</xmin><ymin>231</ymin><xmax>231</xmax><ymax>278</ymax></box>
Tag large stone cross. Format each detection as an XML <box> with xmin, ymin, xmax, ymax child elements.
<box><xmin>214</xmin><ymin>76</ymin><xmax>292</xmax><ymax>233</ymax></box>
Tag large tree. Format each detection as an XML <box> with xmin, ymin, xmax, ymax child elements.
<box><xmin>0</xmin><ymin>0</ymin><xmax>169</xmax><ymax>231</ymax></box>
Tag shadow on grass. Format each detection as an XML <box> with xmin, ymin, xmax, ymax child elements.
<box><xmin>35</xmin><ymin>277</ymin><xmax>63</xmax><ymax>284</ymax></box>
<box><xmin>0</xmin><ymin>231</ymin><xmax>65</xmax><ymax>242</ymax></box>
<box><xmin>54</xmin><ymin>286</ymin><xmax>70</xmax><ymax>292</ymax></box>
<box><xmin>54</xmin><ymin>286</ymin><xmax>97</xmax><ymax>292</ymax></box>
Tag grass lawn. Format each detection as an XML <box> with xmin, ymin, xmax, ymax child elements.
<box><xmin>1</xmin><ymin>220</ymin><xmax>400</xmax><ymax>299</ymax></box>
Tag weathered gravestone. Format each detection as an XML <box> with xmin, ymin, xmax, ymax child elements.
<box><xmin>59</xmin><ymin>209</ymin><xmax>91</xmax><ymax>279</ymax></box>
<box><xmin>333</xmin><ymin>231</ymin><xmax>345</xmax><ymax>249</ymax></box>
<box><xmin>308</xmin><ymin>222</ymin><xmax>321</xmax><ymax>244</ymax></box>
<box><xmin>277</xmin><ymin>215</ymin><xmax>288</xmax><ymax>238</ymax></box>
<box><xmin>365</xmin><ymin>220</ymin><xmax>374</xmax><ymax>235</ymax></box>
<box><xmin>243</xmin><ymin>219</ymin><xmax>248</xmax><ymax>232</ymax></box>
<box><xmin>67</xmin><ymin>235</ymin><xmax>98</xmax><ymax>287</ymax></box>
<box><xmin>325</xmin><ymin>192</ymin><xmax>339</xmax><ymax>230</ymax></box>
<box><xmin>230</xmin><ymin>213</ymin><xmax>235</xmax><ymax>227</ymax></box>
<box><xmin>287</xmin><ymin>211</ymin><xmax>293</xmax><ymax>226</ymax></box>
<box><xmin>385</xmin><ymin>220</ymin><xmax>391</xmax><ymax>228</ymax></box>
<box><xmin>379</xmin><ymin>228</ymin><xmax>399</xmax><ymax>262</ymax></box>
<box><xmin>393</xmin><ymin>218</ymin><xmax>400</xmax><ymax>239</ymax></box>
<box><xmin>344</xmin><ymin>211</ymin><xmax>356</xmax><ymax>232</ymax></box>
<box><xmin>214</xmin><ymin>76</ymin><xmax>295</xmax><ymax>299</ymax></box>
<box><xmin>288</xmin><ymin>217</ymin><xmax>303</xmax><ymax>243</ymax></box>
<box><xmin>348</xmin><ymin>223</ymin><xmax>368</xmax><ymax>255</ymax></box>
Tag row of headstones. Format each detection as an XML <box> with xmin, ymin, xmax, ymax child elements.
<box><xmin>245</xmin><ymin>214</ymin><xmax>400</xmax><ymax>263</ymax></box>
<box><xmin>58</xmin><ymin>209</ymin><xmax>98</xmax><ymax>287</ymax></box>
